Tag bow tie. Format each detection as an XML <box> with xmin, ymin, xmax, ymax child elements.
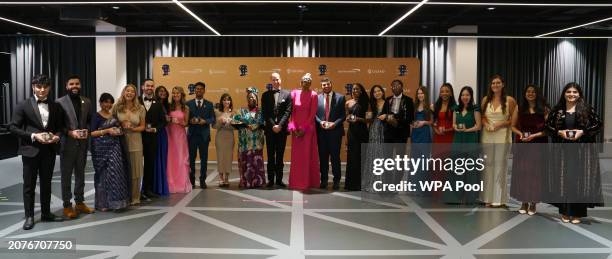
<box><xmin>37</xmin><ymin>99</ymin><xmax>48</xmax><ymax>104</ymax></box>
<box><xmin>271</xmin><ymin>89</ymin><xmax>280</xmax><ymax>93</ymax></box>
<box><xmin>144</xmin><ymin>97</ymin><xmax>155</xmax><ymax>102</ymax></box>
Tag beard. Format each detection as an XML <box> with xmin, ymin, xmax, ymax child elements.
<box><xmin>68</xmin><ymin>87</ymin><xmax>80</xmax><ymax>97</ymax></box>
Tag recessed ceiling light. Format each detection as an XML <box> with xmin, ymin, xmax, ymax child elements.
<box><xmin>487</xmin><ymin>7</ymin><xmax>495</xmax><ymax>10</ymax></box>
<box><xmin>568</xmin><ymin>32</ymin><xmax>574</xmax><ymax>35</ymax></box>
<box><xmin>112</xmin><ymin>6</ymin><xmax>120</xmax><ymax>9</ymax></box>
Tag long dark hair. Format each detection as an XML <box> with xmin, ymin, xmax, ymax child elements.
<box><xmin>414</xmin><ymin>86</ymin><xmax>432</xmax><ymax>121</ymax></box>
<box><xmin>482</xmin><ymin>74</ymin><xmax>508</xmax><ymax>114</ymax></box>
<box><xmin>457</xmin><ymin>86</ymin><xmax>476</xmax><ymax>112</ymax></box>
<box><xmin>352</xmin><ymin>83</ymin><xmax>369</xmax><ymax>115</ymax></box>
<box><xmin>519</xmin><ymin>84</ymin><xmax>549</xmax><ymax>116</ymax></box>
<box><xmin>554</xmin><ymin>82</ymin><xmax>591</xmax><ymax>127</ymax></box>
<box><xmin>218</xmin><ymin>93</ymin><xmax>234</xmax><ymax>112</ymax></box>
<box><xmin>433</xmin><ymin>82</ymin><xmax>456</xmax><ymax>122</ymax></box>
<box><xmin>369</xmin><ymin>85</ymin><xmax>385</xmax><ymax>113</ymax></box>
<box><xmin>155</xmin><ymin>85</ymin><xmax>169</xmax><ymax>113</ymax></box>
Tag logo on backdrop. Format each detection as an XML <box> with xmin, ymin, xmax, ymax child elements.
<box><xmin>188</xmin><ymin>83</ymin><xmax>196</xmax><ymax>95</ymax></box>
<box><xmin>318</xmin><ymin>64</ymin><xmax>327</xmax><ymax>75</ymax></box>
<box><xmin>162</xmin><ymin>64</ymin><xmax>170</xmax><ymax>76</ymax></box>
<box><xmin>239</xmin><ymin>65</ymin><xmax>248</xmax><ymax>76</ymax></box>
<box><xmin>398</xmin><ymin>64</ymin><xmax>407</xmax><ymax>76</ymax></box>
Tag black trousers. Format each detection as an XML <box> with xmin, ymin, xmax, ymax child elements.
<box><xmin>23</xmin><ymin>148</ymin><xmax>55</xmax><ymax>217</ymax></box>
<box><xmin>142</xmin><ymin>132</ymin><xmax>157</xmax><ymax>194</ymax></box>
<box><xmin>265</xmin><ymin>132</ymin><xmax>287</xmax><ymax>184</ymax></box>
<box><xmin>317</xmin><ymin>131</ymin><xmax>342</xmax><ymax>184</ymax></box>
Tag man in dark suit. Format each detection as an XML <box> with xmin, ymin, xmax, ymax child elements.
<box><xmin>186</xmin><ymin>82</ymin><xmax>215</xmax><ymax>189</ymax></box>
<box><xmin>9</xmin><ymin>74</ymin><xmax>65</xmax><ymax>230</ymax></box>
<box><xmin>315</xmin><ymin>77</ymin><xmax>346</xmax><ymax>190</ymax></box>
<box><xmin>261</xmin><ymin>72</ymin><xmax>292</xmax><ymax>188</ymax></box>
<box><xmin>139</xmin><ymin>79</ymin><xmax>167</xmax><ymax>200</ymax></box>
<box><xmin>379</xmin><ymin>79</ymin><xmax>414</xmax><ymax>143</ymax></box>
<box><xmin>56</xmin><ymin>75</ymin><xmax>95</xmax><ymax>219</ymax></box>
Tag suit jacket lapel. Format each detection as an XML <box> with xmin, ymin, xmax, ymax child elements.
<box><xmin>79</xmin><ymin>97</ymin><xmax>88</xmax><ymax>127</ymax></box>
<box><xmin>59</xmin><ymin>96</ymin><xmax>78</xmax><ymax>129</ymax></box>
<box><xmin>29</xmin><ymin>97</ymin><xmax>44</xmax><ymax>129</ymax></box>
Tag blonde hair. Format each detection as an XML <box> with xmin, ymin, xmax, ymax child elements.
<box><xmin>112</xmin><ymin>84</ymin><xmax>144</xmax><ymax>115</ymax></box>
<box><xmin>170</xmin><ymin>86</ymin><xmax>188</xmax><ymax>112</ymax></box>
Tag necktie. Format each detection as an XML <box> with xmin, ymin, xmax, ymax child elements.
<box><xmin>197</xmin><ymin>100</ymin><xmax>202</xmax><ymax>108</ymax></box>
<box><xmin>325</xmin><ymin>94</ymin><xmax>330</xmax><ymax>122</ymax></box>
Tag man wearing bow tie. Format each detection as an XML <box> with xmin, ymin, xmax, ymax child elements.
<box><xmin>10</xmin><ymin>74</ymin><xmax>65</xmax><ymax>230</ymax></box>
<box><xmin>139</xmin><ymin>79</ymin><xmax>167</xmax><ymax>200</ymax></box>
<box><xmin>186</xmin><ymin>82</ymin><xmax>215</xmax><ymax>189</ymax></box>
<box><xmin>261</xmin><ymin>72</ymin><xmax>292</xmax><ymax>188</ymax></box>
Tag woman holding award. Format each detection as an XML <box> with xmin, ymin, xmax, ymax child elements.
<box><xmin>235</xmin><ymin>87</ymin><xmax>266</xmax><ymax>189</ymax></box>
<box><xmin>345</xmin><ymin>83</ymin><xmax>369</xmax><ymax>191</ymax></box>
<box><xmin>166</xmin><ymin>87</ymin><xmax>192</xmax><ymax>193</ymax></box>
<box><xmin>480</xmin><ymin>75</ymin><xmax>516</xmax><ymax>208</ymax></box>
<box><xmin>90</xmin><ymin>93</ymin><xmax>130</xmax><ymax>211</ymax></box>
<box><xmin>510</xmin><ymin>84</ymin><xmax>549</xmax><ymax>215</ymax></box>
<box><xmin>113</xmin><ymin>84</ymin><xmax>146</xmax><ymax>205</ymax></box>
<box><xmin>214</xmin><ymin>93</ymin><xmax>236</xmax><ymax>187</ymax></box>
<box><xmin>545</xmin><ymin>82</ymin><xmax>602</xmax><ymax>224</ymax></box>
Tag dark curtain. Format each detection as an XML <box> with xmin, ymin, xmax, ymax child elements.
<box><xmin>477</xmin><ymin>38</ymin><xmax>607</xmax><ymax>140</ymax></box>
<box><xmin>0</xmin><ymin>36</ymin><xmax>96</xmax><ymax>124</ymax></box>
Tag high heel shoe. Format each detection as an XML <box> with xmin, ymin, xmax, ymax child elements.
<box><xmin>527</xmin><ymin>203</ymin><xmax>536</xmax><ymax>216</ymax></box>
<box><xmin>561</xmin><ymin>215</ymin><xmax>570</xmax><ymax>223</ymax></box>
<box><xmin>518</xmin><ymin>203</ymin><xmax>528</xmax><ymax>214</ymax></box>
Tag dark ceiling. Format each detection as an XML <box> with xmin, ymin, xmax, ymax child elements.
<box><xmin>0</xmin><ymin>0</ymin><xmax>611</xmax><ymax>37</ymax></box>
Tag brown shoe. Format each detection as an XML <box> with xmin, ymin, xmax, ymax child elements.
<box><xmin>63</xmin><ymin>207</ymin><xmax>78</xmax><ymax>219</ymax></box>
<box><xmin>75</xmin><ymin>203</ymin><xmax>95</xmax><ymax>214</ymax></box>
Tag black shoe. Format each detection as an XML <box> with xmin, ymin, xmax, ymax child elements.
<box><xmin>332</xmin><ymin>183</ymin><xmax>340</xmax><ymax>190</ymax></box>
<box><xmin>320</xmin><ymin>183</ymin><xmax>328</xmax><ymax>189</ymax></box>
<box><xmin>200</xmin><ymin>182</ymin><xmax>207</xmax><ymax>189</ymax></box>
<box><xmin>276</xmin><ymin>182</ymin><xmax>287</xmax><ymax>188</ymax></box>
<box><xmin>140</xmin><ymin>194</ymin><xmax>152</xmax><ymax>202</ymax></box>
<box><xmin>145</xmin><ymin>191</ymin><xmax>159</xmax><ymax>199</ymax></box>
<box><xmin>41</xmin><ymin>213</ymin><xmax>64</xmax><ymax>222</ymax></box>
<box><xmin>266</xmin><ymin>182</ymin><xmax>275</xmax><ymax>188</ymax></box>
<box><xmin>23</xmin><ymin>217</ymin><xmax>34</xmax><ymax>230</ymax></box>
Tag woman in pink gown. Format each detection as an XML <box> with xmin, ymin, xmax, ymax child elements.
<box><xmin>166</xmin><ymin>87</ymin><xmax>193</xmax><ymax>193</ymax></box>
<box><xmin>288</xmin><ymin>73</ymin><xmax>320</xmax><ymax>191</ymax></box>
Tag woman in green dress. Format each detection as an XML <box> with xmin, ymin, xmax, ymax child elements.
<box><xmin>443</xmin><ymin>86</ymin><xmax>481</xmax><ymax>204</ymax></box>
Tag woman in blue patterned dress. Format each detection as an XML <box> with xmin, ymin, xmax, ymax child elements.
<box><xmin>90</xmin><ymin>93</ymin><xmax>131</xmax><ymax>211</ymax></box>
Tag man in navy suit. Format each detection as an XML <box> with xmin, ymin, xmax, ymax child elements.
<box><xmin>315</xmin><ymin>77</ymin><xmax>346</xmax><ymax>190</ymax></box>
<box><xmin>9</xmin><ymin>74</ymin><xmax>64</xmax><ymax>230</ymax></box>
<box><xmin>186</xmin><ymin>82</ymin><xmax>215</xmax><ymax>189</ymax></box>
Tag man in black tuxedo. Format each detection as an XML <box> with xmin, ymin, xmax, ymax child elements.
<box><xmin>261</xmin><ymin>72</ymin><xmax>292</xmax><ymax>188</ymax></box>
<box><xmin>9</xmin><ymin>74</ymin><xmax>64</xmax><ymax>230</ymax></box>
<box><xmin>315</xmin><ymin>77</ymin><xmax>346</xmax><ymax>190</ymax></box>
<box><xmin>379</xmin><ymin>79</ymin><xmax>414</xmax><ymax>143</ymax></box>
<box><xmin>139</xmin><ymin>79</ymin><xmax>167</xmax><ymax>200</ymax></box>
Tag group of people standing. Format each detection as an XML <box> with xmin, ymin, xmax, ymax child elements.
<box><xmin>9</xmin><ymin>71</ymin><xmax>603</xmax><ymax>231</ymax></box>
<box><xmin>360</xmin><ymin>75</ymin><xmax>602</xmax><ymax>226</ymax></box>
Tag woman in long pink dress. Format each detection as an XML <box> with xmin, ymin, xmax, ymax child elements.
<box><xmin>166</xmin><ymin>87</ymin><xmax>193</xmax><ymax>193</ymax></box>
<box><xmin>288</xmin><ymin>73</ymin><xmax>320</xmax><ymax>191</ymax></box>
